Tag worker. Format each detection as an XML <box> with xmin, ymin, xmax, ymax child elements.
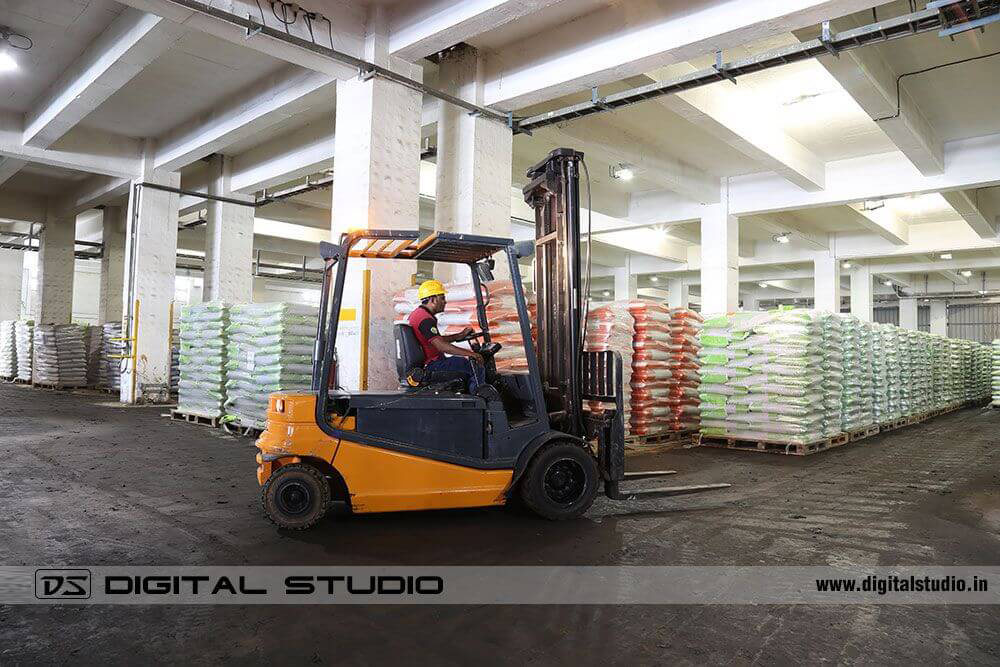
<box><xmin>408</xmin><ymin>279</ymin><xmax>486</xmax><ymax>393</ymax></box>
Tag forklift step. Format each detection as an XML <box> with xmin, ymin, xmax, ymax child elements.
<box><xmin>622</xmin><ymin>470</ymin><xmax>677</xmax><ymax>480</ymax></box>
<box><xmin>605</xmin><ymin>481</ymin><xmax>731</xmax><ymax>501</ymax></box>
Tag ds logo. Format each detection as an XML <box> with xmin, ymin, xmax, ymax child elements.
<box><xmin>34</xmin><ymin>569</ymin><xmax>92</xmax><ymax>599</ymax></box>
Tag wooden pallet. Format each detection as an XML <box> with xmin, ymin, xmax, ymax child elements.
<box><xmin>847</xmin><ymin>424</ymin><xmax>880</xmax><ymax>442</ymax></box>
<box><xmin>13</xmin><ymin>377</ymin><xmax>31</xmax><ymax>384</ymax></box>
<box><xmin>32</xmin><ymin>383</ymin><xmax>88</xmax><ymax>390</ymax></box>
<box><xmin>169</xmin><ymin>409</ymin><xmax>222</xmax><ymax>428</ymax></box>
<box><xmin>695</xmin><ymin>431</ymin><xmax>849</xmax><ymax>456</ymax></box>
<box><xmin>624</xmin><ymin>430</ymin><xmax>695</xmax><ymax>454</ymax></box>
<box><xmin>221</xmin><ymin>421</ymin><xmax>264</xmax><ymax>438</ymax></box>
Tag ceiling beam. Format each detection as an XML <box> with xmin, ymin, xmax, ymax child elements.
<box><xmin>0</xmin><ymin>158</ymin><xmax>27</xmax><ymax>187</ymax></box>
<box><xmin>941</xmin><ymin>189</ymin><xmax>999</xmax><ymax>239</ymax></box>
<box><xmin>232</xmin><ymin>121</ymin><xmax>334</xmax><ymax>194</ymax></box>
<box><xmin>839</xmin><ymin>204</ymin><xmax>909</xmax><ymax>245</ymax></box>
<box><xmin>481</xmin><ymin>0</ymin><xmax>878</xmax><ymax>109</ymax></box>
<box><xmin>388</xmin><ymin>0</ymin><xmax>565</xmax><ymax>61</ymax></box>
<box><xmin>23</xmin><ymin>9</ymin><xmax>185</xmax><ymax>150</ymax></box>
<box><xmin>541</xmin><ymin>121</ymin><xmax>719</xmax><ymax>203</ymax></box>
<box><xmin>642</xmin><ymin>66</ymin><xmax>825</xmax><ymax>191</ymax></box>
<box><xmin>795</xmin><ymin>26</ymin><xmax>943</xmax><ymax>176</ymax></box>
<box><xmin>154</xmin><ymin>68</ymin><xmax>335</xmax><ymax>173</ymax></box>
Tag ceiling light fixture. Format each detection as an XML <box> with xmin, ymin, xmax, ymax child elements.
<box><xmin>772</xmin><ymin>233</ymin><xmax>790</xmax><ymax>244</ymax></box>
<box><xmin>0</xmin><ymin>26</ymin><xmax>31</xmax><ymax>73</ymax></box>
<box><xmin>610</xmin><ymin>163</ymin><xmax>634</xmax><ymax>181</ymax></box>
<box><xmin>862</xmin><ymin>199</ymin><xmax>885</xmax><ymax>211</ymax></box>
<box><xmin>960</xmin><ymin>269</ymin><xmax>972</xmax><ymax>277</ymax></box>
<box><xmin>603</xmin><ymin>290</ymin><xmax>611</xmax><ymax>297</ymax></box>
<box><xmin>939</xmin><ymin>252</ymin><xmax>952</xmax><ymax>260</ymax></box>
<box><xmin>842</xmin><ymin>261</ymin><xmax>852</xmax><ymax>269</ymax></box>
<box><xmin>650</xmin><ymin>276</ymin><xmax>659</xmax><ymax>283</ymax></box>
<box><xmin>882</xmin><ymin>280</ymin><xmax>893</xmax><ymax>286</ymax></box>
<box><xmin>758</xmin><ymin>281</ymin><xmax>768</xmax><ymax>288</ymax></box>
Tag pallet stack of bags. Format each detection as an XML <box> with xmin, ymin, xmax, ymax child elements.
<box><xmin>392</xmin><ymin>280</ymin><xmax>536</xmax><ymax>373</ymax></box>
<box><xmin>14</xmin><ymin>320</ymin><xmax>33</xmax><ymax>382</ymax></box>
<box><xmin>176</xmin><ymin>302</ymin><xmax>229</xmax><ymax>418</ymax></box>
<box><xmin>32</xmin><ymin>324</ymin><xmax>87</xmax><ymax>387</ymax></box>
<box><xmin>0</xmin><ymin>320</ymin><xmax>16</xmax><ymax>378</ymax></box>
<box><xmin>698</xmin><ymin>309</ymin><xmax>843</xmax><ymax>445</ymax></box>
<box><xmin>584</xmin><ymin>300</ymin><xmax>702</xmax><ymax>439</ymax></box>
<box><xmin>973</xmin><ymin>342</ymin><xmax>991</xmax><ymax>403</ymax></box>
<box><xmin>84</xmin><ymin>324</ymin><xmax>102</xmax><ymax>388</ymax></box>
<box><xmin>224</xmin><ymin>302</ymin><xmax>318</xmax><ymax>430</ymax></box>
<box><xmin>992</xmin><ymin>339</ymin><xmax>1000</xmax><ymax>407</ymax></box>
<box><xmin>837</xmin><ymin>315</ymin><xmax>875</xmax><ymax>433</ymax></box>
<box><xmin>170</xmin><ymin>326</ymin><xmax>180</xmax><ymax>395</ymax></box>
<box><xmin>98</xmin><ymin>323</ymin><xmax>123</xmax><ymax>391</ymax></box>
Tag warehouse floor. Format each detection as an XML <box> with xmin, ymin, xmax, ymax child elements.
<box><xmin>1</xmin><ymin>384</ymin><xmax>998</xmax><ymax>665</ymax></box>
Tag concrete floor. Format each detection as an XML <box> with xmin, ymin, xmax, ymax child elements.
<box><xmin>0</xmin><ymin>383</ymin><xmax>998</xmax><ymax>665</ymax></box>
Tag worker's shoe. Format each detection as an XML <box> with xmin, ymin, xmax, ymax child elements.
<box><xmin>475</xmin><ymin>385</ymin><xmax>502</xmax><ymax>403</ymax></box>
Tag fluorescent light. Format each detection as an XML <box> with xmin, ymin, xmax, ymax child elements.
<box><xmin>939</xmin><ymin>252</ymin><xmax>952</xmax><ymax>260</ymax></box>
<box><xmin>842</xmin><ymin>261</ymin><xmax>852</xmax><ymax>269</ymax></box>
<box><xmin>0</xmin><ymin>46</ymin><xmax>17</xmax><ymax>73</ymax></box>
<box><xmin>773</xmin><ymin>233</ymin><xmax>790</xmax><ymax>244</ymax></box>
<box><xmin>960</xmin><ymin>269</ymin><xmax>972</xmax><ymax>277</ymax></box>
<box><xmin>602</xmin><ymin>290</ymin><xmax>611</xmax><ymax>297</ymax></box>
<box><xmin>882</xmin><ymin>280</ymin><xmax>892</xmax><ymax>286</ymax></box>
<box><xmin>758</xmin><ymin>282</ymin><xmax>768</xmax><ymax>288</ymax></box>
<box><xmin>650</xmin><ymin>276</ymin><xmax>659</xmax><ymax>283</ymax></box>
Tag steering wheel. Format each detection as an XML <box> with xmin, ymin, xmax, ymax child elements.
<box><xmin>456</xmin><ymin>329</ymin><xmax>486</xmax><ymax>343</ymax></box>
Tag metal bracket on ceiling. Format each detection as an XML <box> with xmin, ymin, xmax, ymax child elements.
<box><xmin>244</xmin><ymin>14</ymin><xmax>263</xmax><ymax>40</ymax></box>
<box><xmin>591</xmin><ymin>87</ymin><xmax>614</xmax><ymax>111</ymax></box>
<box><xmin>712</xmin><ymin>50</ymin><xmax>737</xmax><ymax>84</ymax></box>
<box><xmin>819</xmin><ymin>21</ymin><xmax>840</xmax><ymax>58</ymax></box>
<box><xmin>358</xmin><ymin>64</ymin><xmax>376</xmax><ymax>81</ymax></box>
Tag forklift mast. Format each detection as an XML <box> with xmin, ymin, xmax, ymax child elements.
<box><xmin>523</xmin><ymin>148</ymin><xmax>586</xmax><ymax>437</ymax></box>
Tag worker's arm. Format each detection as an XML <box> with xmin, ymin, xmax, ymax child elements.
<box><xmin>430</xmin><ymin>337</ymin><xmax>483</xmax><ymax>363</ymax></box>
<box><xmin>441</xmin><ymin>327</ymin><xmax>474</xmax><ymax>343</ymax></box>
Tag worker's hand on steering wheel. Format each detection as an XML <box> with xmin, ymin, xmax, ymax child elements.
<box><xmin>457</xmin><ymin>326</ymin><xmax>475</xmax><ymax>340</ymax></box>
<box><xmin>469</xmin><ymin>352</ymin><xmax>485</xmax><ymax>365</ymax></box>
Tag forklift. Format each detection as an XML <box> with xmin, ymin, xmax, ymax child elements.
<box><xmin>255</xmin><ymin>148</ymin><xmax>729</xmax><ymax>529</ymax></box>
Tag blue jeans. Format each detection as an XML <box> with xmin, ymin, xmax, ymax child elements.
<box><xmin>425</xmin><ymin>356</ymin><xmax>486</xmax><ymax>393</ymax></box>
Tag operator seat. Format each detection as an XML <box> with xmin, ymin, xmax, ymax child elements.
<box><xmin>394</xmin><ymin>324</ymin><xmax>467</xmax><ymax>391</ymax></box>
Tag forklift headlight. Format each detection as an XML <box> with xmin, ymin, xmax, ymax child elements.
<box><xmin>276</xmin><ymin>399</ymin><xmax>285</xmax><ymax>413</ymax></box>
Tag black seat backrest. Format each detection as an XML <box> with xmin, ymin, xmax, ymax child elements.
<box><xmin>394</xmin><ymin>324</ymin><xmax>424</xmax><ymax>383</ymax></box>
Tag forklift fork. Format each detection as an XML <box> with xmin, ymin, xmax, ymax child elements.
<box><xmin>582</xmin><ymin>351</ymin><xmax>731</xmax><ymax>501</ymax></box>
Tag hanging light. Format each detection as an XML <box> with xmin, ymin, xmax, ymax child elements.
<box><xmin>0</xmin><ymin>26</ymin><xmax>32</xmax><ymax>73</ymax></box>
<box><xmin>772</xmin><ymin>233</ymin><xmax>790</xmax><ymax>244</ymax></box>
<box><xmin>960</xmin><ymin>269</ymin><xmax>972</xmax><ymax>277</ymax></box>
<box><xmin>882</xmin><ymin>280</ymin><xmax>893</xmax><ymax>286</ymax></box>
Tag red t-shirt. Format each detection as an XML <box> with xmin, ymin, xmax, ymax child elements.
<box><xmin>407</xmin><ymin>305</ymin><xmax>443</xmax><ymax>364</ymax></box>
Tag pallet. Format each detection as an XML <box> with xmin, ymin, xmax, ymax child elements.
<box><xmin>13</xmin><ymin>377</ymin><xmax>30</xmax><ymax>384</ymax></box>
<box><xmin>221</xmin><ymin>421</ymin><xmax>264</xmax><ymax>438</ymax></box>
<box><xmin>169</xmin><ymin>409</ymin><xmax>222</xmax><ymax>428</ymax></box>
<box><xmin>695</xmin><ymin>431</ymin><xmax>849</xmax><ymax>456</ymax></box>
<box><xmin>847</xmin><ymin>424</ymin><xmax>880</xmax><ymax>442</ymax></box>
<box><xmin>624</xmin><ymin>429</ymin><xmax>695</xmax><ymax>454</ymax></box>
<box><xmin>32</xmin><ymin>383</ymin><xmax>88</xmax><ymax>390</ymax></box>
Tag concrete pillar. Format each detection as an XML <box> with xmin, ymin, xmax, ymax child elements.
<box><xmin>204</xmin><ymin>154</ymin><xmax>254</xmax><ymax>303</ymax></box>
<box><xmin>98</xmin><ymin>205</ymin><xmax>126</xmax><ymax>323</ymax></box>
<box><xmin>613</xmin><ymin>258</ymin><xmax>636</xmax><ymax>301</ymax></box>
<box><xmin>850</xmin><ymin>262</ymin><xmax>873</xmax><ymax>322</ymax></box>
<box><xmin>813</xmin><ymin>252</ymin><xmax>841</xmax><ymax>313</ymax></box>
<box><xmin>120</xmin><ymin>163</ymin><xmax>180</xmax><ymax>403</ymax></box>
<box><xmin>930</xmin><ymin>300</ymin><xmax>947</xmax><ymax>336</ymax></box>
<box><xmin>331</xmin><ymin>26</ymin><xmax>422</xmax><ymax>391</ymax></box>
<box><xmin>667</xmin><ymin>279</ymin><xmax>689</xmax><ymax>309</ymax></box>
<box><xmin>899</xmin><ymin>297</ymin><xmax>918</xmax><ymax>330</ymax></box>
<box><xmin>699</xmin><ymin>182</ymin><xmax>738</xmax><ymax>314</ymax></box>
<box><xmin>434</xmin><ymin>44</ymin><xmax>513</xmax><ymax>283</ymax></box>
<box><xmin>742</xmin><ymin>292</ymin><xmax>759</xmax><ymax>311</ymax></box>
<box><xmin>35</xmin><ymin>209</ymin><xmax>75</xmax><ymax>324</ymax></box>
<box><xmin>0</xmin><ymin>249</ymin><xmax>24</xmax><ymax>320</ymax></box>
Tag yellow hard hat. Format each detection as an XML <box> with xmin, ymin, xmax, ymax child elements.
<box><xmin>417</xmin><ymin>279</ymin><xmax>446</xmax><ymax>300</ymax></box>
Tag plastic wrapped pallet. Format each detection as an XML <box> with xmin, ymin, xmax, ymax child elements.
<box><xmin>15</xmin><ymin>320</ymin><xmax>33</xmax><ymax>381</ymax></box>
<box><xmin>223</xmin><ymin>302</ymin><xmax>319</xmax><ymax>430</ymax></box>
<box><xmin>33</xmin><ymin>324</ymin><xmax>87</xmax><ymax>387</ymax></box>
<box><xmin>698</xmin><ymin>309</ymin><xmax>843</xmax><ymax>445</ymax></box>
<box><xmin>393</xmin><ymin>280</ymin><xmax>536</xmax><ymax>373</ymax></box>
<box><xmin>837</xmin><ymin>314</ymin><xmax>874</xmax><ymax>432</ymax></box>
<box><xmin>177</xmin><ymin>302</ymin><xmax>229</xmax><ymax>418</ymax></box>
<box><xmin>84</xmin><ymin>324</ymin><xmax>102</xmax><ymax>387</ymax></box>
<box><xmin>99</xmin><ymin>323</ymin><xmax>124</xmax><ymax>391</ymax></box>
<box><xmin>170</xmin><ymin>327</ymin><xmax>180</xmax><ymax>394</ymax></box>
<box><xmin>0</xmin><ymin>320</ymin><xmax>16</xmax><ymax>378</ymax></box>
<box><xmin>584</xmin><ymin>301</ymin><xmax>634</xmax><ymax>429</ymax></box>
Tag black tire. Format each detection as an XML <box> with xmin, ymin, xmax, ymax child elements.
<box><xmin>261</xmin><ymin>463</ymin><xmax>330</xmax><ymax>530</ymax></box>
<box><xmin>519</xmin><ymin>442</ymin><xmax>600</xmax><ymax>520</ymax></box>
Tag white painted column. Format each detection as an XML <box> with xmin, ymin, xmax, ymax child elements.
<box><xmin>204</xmin><ymin>154</ymin><xmax>254</xmax><ymax>303</ymax></box>
<box><xmin>120</xmin><ymin>163</ymin><xmax>180</xmax><ymax>403</ymax></box>
<box><xmin>0</xmin><ymin>249</ymin><xmax>24</xmax><ymax>320</ymax></box>
<box><xmin>699</xmin><ymin>182</ymin><xmax>738</xmax><ymax>314</ymax></box>
<box><xmin>35</xmin><ymin>209</ymin><xmax>76</xmax><ymax>324</ymax></box>
<box><xmin>813</xmin><ymin>251</ymin><xmax>841</xmax><ymax>313</ymax></box>
<box><xmin>98</xmin><ymin>205</ymin><xmax>126</xmax><ymax>323</ymax></box>
<box><xmin>899</xmin><ymin>297</ymin><xmax>918</xmax><ymax>330</ymax></box>
<box><xmin>742</xmin><ymin>292</ymin><xmax>759</xmax><ymax>311</ymax></box>
<box><xmin>850</xmin><ymin>262</ymin><xmax>873</xmax><ymax>322</ymax></box>
<box><xmin>613</xmin><ymin>257</ymin><xmax>636</xmax><ymax>300</ymax></box>
<box><xmin>434</xmin><ymin>44</ymin><xmax>513</xmax><ymax>282</ymax></box>
<box><xmin>331</xmin><ymin>22</ymin><xmax>422</xmax><ymax>391</ymax></box>
<box><xmin>667</xmin><ymin>279</ymin><xmax>688</xmax><ymax>309</ymax></box>
<box><xmin>930</xmin><ymin>300</ymin><xmax>947</xmax><ymax>336</ymax></box>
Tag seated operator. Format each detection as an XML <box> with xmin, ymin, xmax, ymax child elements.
<box><xmin>408</xmin><ymin>280</ymin><xmax>486</xmax><ymax>393</ymax></box>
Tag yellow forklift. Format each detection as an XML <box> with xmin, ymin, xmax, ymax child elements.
<box><xmin>255</xmin><ymin>149</ymin><xmax>728</xmax><ymax>529</ymax></box>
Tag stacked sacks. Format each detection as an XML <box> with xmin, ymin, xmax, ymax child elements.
<box><xmin>0</xmin><ymin>320</ymin><xmax>16</xmax><ymax>378</ymax></box>
<box><xmin>14</xmin><ymin>320</ymin><xmax>33</xmax><ymax>381</ymax></box>
<box><xmin>837</xmin><ymin>315</ymin><xmax>874</xmax><ymax>432</ymax></box>
<box><xmin>913</xmin><ymin>332</ymin><xmax>933</xmax><ymax>415</ymax></box>
<box><xmin>170</xmin><ymin>327</ymin><xmax>180</xmax><ymax>394</ymax></box>
<box><xmin>993</xmin><ymin>340</ymin><xmax>1000</xmax><ymax>407</ymax></box>
<box><xmin>84</xmin><ymin>324</ymin><xmax>102</xmax><ymax>387</ymax></box>
<box><xmin>177</xmin><ymin>302</ymin><xmax>229</xmax><ymax>418</ymax></box>
<box><xmin>33</xmin><ymin>324</ymin><xmax>87</xmax><ymax>387</ymax></box>
<box><xmin>870</xmin><ymin>322</ymin><xmax>890</xmax><ymax>423</ymax></box>
<box><xmin>224</xmin><ymin>303</ymin><xmax>318</xmax><ymax>429</ymax></box>
<box><xmin>99</xmin><ymin>323</ymin><xmax>124</xmax><ymax>391</ymax></box>
<box><xmin>818</xmin><ymin>313</ymin><xmax>844</xmax><ymax>437</ymax></box>
<box><xmin>584</xmin><ymin>301</ymin><xmax>634</xmax><ymax>429</ymax></box>
<box><xmin>393</xmin><ymin>280</ymin><xmax>536</xmax><ymax>373</ymax></box>
<box><xmin>698</xmin><ymin>310</ymin><xmax>839</xmax><ymax>445</ymax></box>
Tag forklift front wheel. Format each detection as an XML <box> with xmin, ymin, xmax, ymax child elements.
<box><xmin>262</xmin><ymin>463</ymin><xmax>331</xmax><ymax>530</ymax></box>
<box><xmin>519</xmin><ymin>442</ymin><xmax>600</xmax><ymax>521</ymax></box>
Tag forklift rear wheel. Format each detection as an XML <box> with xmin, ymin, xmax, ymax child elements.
<box><xmin>262</xmin><ymin>463</ymin><xmax>331</xmax><ymax>530</ymax></box>
<box><xmin>519</xmin><ymin>442</ymin><xmax>599</xmax><ymax>520</ymax></box>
